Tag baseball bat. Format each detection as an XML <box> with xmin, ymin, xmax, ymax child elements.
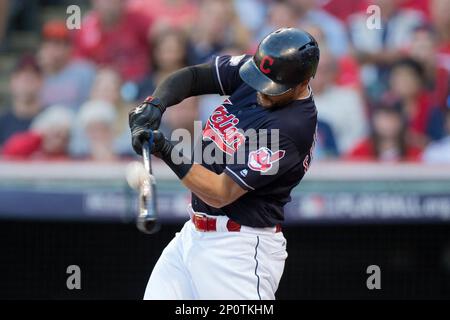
<box><xmin>136</xmin><ymin>131</ymin><xmax>160</xmax><ymax>234</ymax></box>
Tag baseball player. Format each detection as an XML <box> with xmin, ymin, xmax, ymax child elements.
<box><xmin>129</xmin><ymin>28</ymin><xmax>320</xmax><ymax>300</ymax></box>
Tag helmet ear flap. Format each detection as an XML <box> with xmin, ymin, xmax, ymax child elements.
<box><xmin>310</xmin><ymin>54</ymin><xmax>320</xmax><ymax>79</ymax></box>
<box><xmin>298</xmin><ymin>46</ymin><xmax>320</xmax><ymax>81</ymax></box>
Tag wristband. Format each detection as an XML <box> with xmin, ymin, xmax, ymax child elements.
<box><xmin>143</xmin><ymin>96</ymin><xmax>166</xmax><ymax>114</ymax></box>
<box><xmin>159</xmin><ymin>139</ymin><xmax>193</xmax><ymax>180</ymax></box>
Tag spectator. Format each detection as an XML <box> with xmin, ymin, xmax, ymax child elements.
<box><xmin>383</xmin><ymin>58</ymin><xmax>443</xmax><ymax>145</ymax></box>
<box><xmin>430</xmin><ymin>0</ymin><xmax>450</xmax><ymax>49</ymax></box>
<box><xmin>0</xmin><ymin>0</ymin><xmax>39</xmax><ymax>52</ymax></box>
<box><xmin>409</xmin><ymin>26</ymin><xmax>440</xmax><ymax>88</ymax></box>
<box><xmin>322</xmin><ymin>0</ymin><xmax>365</xmax><ymax>22</ymax></box>
<box><xmin>139</xmin><ymin>28</ymin><xmax>190</xmax><ymax>98</ymax></box>
<box><xmin>91</xmin><ymin>68</ymin><xmax>135</xmax><ymax>156</ymax></box>
<box><xmin>348</xmin><ymin>0</ymin><xmax>424</xmax><ymax>62</ymax></box>
<box><xmin>76</xmin><ymin>100</ymin><xmax>119</xmax><ymax>161</ymax></box>
<box><xmin>0</xmin><ymin>55</ymin><xmax>42</xmax><ymax>146</ymax></box>
<box><xmin>347</xmin><ymin>106</ymin><xmax>422</xmax><ymax>162</ymax></box>
<box><xmin>0</xmin><ymin>1</ymin><xmax>7</xmax><ymax>51</ymax></box>
<box><xmin>128</xmin><ymin>0</ymin><xmax>198</xmax><ymax>32</ymax></box>
<box><xmin>38</xmin><ymin>20</ymin><xmax>96</xmax><ymax>110</ymax></box>
<box><xmin>286</xmin><ymin>0</ymin><xmax>349</xmax><ymax>58</ymax></box>
<box><xmin>163</xmin><ymin>96</ymin><xmax>199</xmax><ymax>138</ymax></box>
<box><xmin>303</xmin><ymin>23</ymin><xmax>361</xmax><ymax>88</ymax></box>
<box><xmin>348</xmin><ymin>0</ymin><xmax>425</xmax><ymax>100</ymax></box>
<box><xmin>430</xmin><ymin>0</ymin><xmax>450</xmax><ymax>108</ymax></box>
<box><xmin>324</xmin><ymin>0</ymin><xmax>429</xmax><ymax>22</ymax></box>
<box><xmin>314</xmin><ymin>120</ymin><xmax>339</xmax><ymax>160</ymax></box>
<box><xmin>189</xmin><ymin>0</ymin><xmax>251</xmax><ymax>64</ymax></box>
<box><xmin>402</xmin><ymin>0</ymin><xmax>430</xmax><ymax>17</ymax></box>
<box><xmin>2</xmin><ymin>105</ymin><xmax>74</xmax><ymax>160</ymax></box>
<box><xmin>255</xmin><ymin>0</ymin><xmax>299</xmax><ymax>44</ymax></box>
<box><xmin>233</xmin><ymin>0</ymin><xmax>267</xmax><ymax>35</ymax></box>
<box><xmin>139</xmin><ymin>28</ymin><xmax>199</xmax><ymax>136</ymax></box>
<box><xmin>70</xmin><ymin>68</ymin><xmax>134</xmax><ymax>157</ymax></box>
<box><xmin>311</xmin><ymin>48</ymin><xmax>368</xmax><ymax>154</ymax></box>
<box><xmin>423</xmin><ymin>105</ymin><xmax>450</xmax><ymax>163</ymax></box>
<box><xmin>408</xmin><ymin>26</ymin><xmax>450</xmax><ymax>110</ymax></box>
<box><xmin>73</xmin><ymin>0</ymin><xmax>153</xmax><ymax>82</ymax></box>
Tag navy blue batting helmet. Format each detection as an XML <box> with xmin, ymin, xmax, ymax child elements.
<box><xmin>239</xmin><ymin>28</ymin><xmax>320</xmax><ymax>96</ymax></box>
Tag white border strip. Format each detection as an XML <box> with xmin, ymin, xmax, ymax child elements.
<box><xmin>2</xmin><ymin>161</ymin><xmax>450</xmax><ymax>182</ymax></box>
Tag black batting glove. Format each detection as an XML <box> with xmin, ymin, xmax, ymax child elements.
<box><xmin>129</xmin><ymin>96</ymin><xmax>166</xmax><ymax>155</ymax></box>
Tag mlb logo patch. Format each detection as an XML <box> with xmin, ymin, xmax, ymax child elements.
<box><xmin>229</xmin><ymin>54</ymin><xmax>246</xmax><ymax>66</ymax></box>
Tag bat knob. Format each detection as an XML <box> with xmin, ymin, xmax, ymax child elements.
<box><xmin>136</xmin><ymin>216</ymin><xmax>160</xmax><ymax>234</ymax></box>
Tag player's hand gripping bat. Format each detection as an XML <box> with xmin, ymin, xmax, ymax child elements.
<box><xmin>136</xmin><ymin>131</ymin><xmax>160</xmax><ymax>234</ymax></box>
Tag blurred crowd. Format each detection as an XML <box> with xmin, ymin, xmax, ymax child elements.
<box><xmin>0</xmin><ymin>0</ymin><xmax>449</xmax><ymax>163</ymax></box>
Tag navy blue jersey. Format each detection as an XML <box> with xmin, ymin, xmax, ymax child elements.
<box><xmin>191</xmin><ymin>55</ymin><xmax>317</xmax><ymax>228</ymax></box>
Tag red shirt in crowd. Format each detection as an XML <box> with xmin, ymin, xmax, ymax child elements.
<box><xmin>409</xmin><ymin>92</ymin><xmax>434</xmax><ymax>136</ymax></box>
<box><xmin>382</xmin><ymin>91</ymin><xmax>436</xmax><ymax>139</ymax></box>
<box><xmin>323</xmin><ymin>0</ymin><xmax>430</xmax><ymax>22</ymax></box>
<box><xmin>436</xmin><ymin>43</ymin><xmax>450</xmax><ymax>109</ymax></box>
<box><xmin>346</xmin><ymin>139</ymin><xmax>423</xmax><ymax>162</ymax></box>
<box><xmin>127</xmin><ymin>0</ymin><xmax>198</xmax><ymax>30</ymax></box>
<box><xmin>73</xmin><ymin>8</ymin><xmax>153</xmax><ymax>82</ymax></box>
<box><xmin>336</xmin><ymin>55</ymin><xmax>361</xmax><ymax>88</ymax></box>
<box><xmin>1</xmin><ymin>131</ymin><xmax>69</xmax><ymax>160</ymax></box>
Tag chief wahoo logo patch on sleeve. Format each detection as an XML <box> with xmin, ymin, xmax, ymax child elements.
<box><xmin>248</xmin><ymin>147</ymin><xmax>285</xmax><ymax>173</ymax></box>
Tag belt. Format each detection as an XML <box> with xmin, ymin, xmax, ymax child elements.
<box><xmin>191</xmin><ymin>213</ymin><xmax>282</xmax><ymax>233</ymax></box>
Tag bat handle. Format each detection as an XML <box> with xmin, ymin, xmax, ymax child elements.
<box><xmin>137</xmin><ymin>130</ymin><xmax>160</xmax><ymax>234</ymax></box>
<box><xmin>141</xmin><ymin>131</ymin><xmax>153</xmax><ymax>173</ymax></box>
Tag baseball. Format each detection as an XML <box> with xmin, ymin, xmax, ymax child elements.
<box><xmin>125</xmin><ymin>161</ymin><xmax>148</xmax><ymax>190</ymax></box>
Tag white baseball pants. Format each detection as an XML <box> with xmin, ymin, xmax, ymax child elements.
<box><xmin>143</xmin><ymin>211</ymin><xmax>288</xmax><ymax>300</ymax></box>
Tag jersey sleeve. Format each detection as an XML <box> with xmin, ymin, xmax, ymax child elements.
<box><xmin>212</xmin><ymin>54</ymin><xmax>251</xmax><ymax>96</ymax></box>
<box><xmin>224</xmin><ymin>131</ymin><xmax>305</xmax><ymax>191</ymax></box>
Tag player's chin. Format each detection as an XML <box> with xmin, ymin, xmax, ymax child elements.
<box><xmin>257</xmin><ymin>93</ymin><xmax>287</xmax><ymax>109</ymax></box>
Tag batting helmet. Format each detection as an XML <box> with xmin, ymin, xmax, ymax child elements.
<box><xmin>239</xmin><ymin>28</ymin><xmax>320</xmax><ymax>96</ymax></box>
